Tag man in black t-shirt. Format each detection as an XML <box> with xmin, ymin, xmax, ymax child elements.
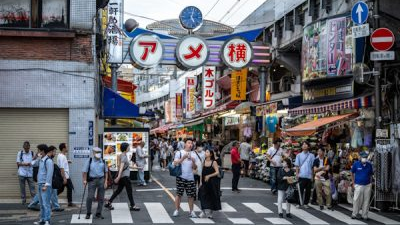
<box><xmin>313</xmin><ymin>148</ymin><xmax>332</xmax><ymax>210</ymax></box>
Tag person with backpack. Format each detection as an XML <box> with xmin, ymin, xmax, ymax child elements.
<box><xmin>47</xmin><ymin>145</ymin><xmax>64</xmax><ymax>212</ymax></box>
<box><xmin>33</xmin><ymin>144</ymin><xmax>54</xmax><ymax>225</ymax></box>
<box><xmin>82</xmin><ymin>147</ymin><xmax>108</xmax><ymax>220</ymax></box>
<box><xmin>105</xmin><ymin>143</ymin><xmax>141</xmax><ymax>211</ymax></box>
<box><xmin>16</xmin><ymin>141</ymin><xmax>36</xmax><ymax>205</ymax></box>
<box><xmin>57</xmin><ymin>143</ymin><xmax>74</xmax><ymax>207</ymax></box>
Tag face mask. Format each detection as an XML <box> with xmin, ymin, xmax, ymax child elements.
<box><xmin>95</xmin><ymin>153</ymin><xmax>102</xmax><ymax>158</ymax></box>
<box><xmin>282</xmin><ymin>162</ymin><xmax>288</xmax><ymax>168</ymax></box>
<box><xmin>361</xmin><ymin>158</ymin><xmax>367</xmax><ymax>163</ymax></box>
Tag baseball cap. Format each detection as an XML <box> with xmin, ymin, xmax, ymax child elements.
<box><xmin>93</xmin><ymin>147</ymin><xmax>102</xmax><ymax>152</ymax></box>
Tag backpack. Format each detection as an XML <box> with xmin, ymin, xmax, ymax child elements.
<box><xmin>87</xmin><ymin>158</ymin><xmax>107</xmax><ymax>182</ymax></box>
<box><xmin>44</xmin><ymin>158</ymin><xmax>64</xmax><ymax>190</ymax></box>
<box><xmin>33</xmin><ymin>166</ymin><xmax>39</xmax><ymax>182</ymax></box>
<box><xmin>18</xmin><ymin>150</ymin><xmax>34</xmax><ymax>167</ymax></box>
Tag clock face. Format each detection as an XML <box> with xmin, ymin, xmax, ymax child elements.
<box><xmin>179</xmin><ymin>6</ymin><xmax>203</xmax><ymax>30</ymax></box>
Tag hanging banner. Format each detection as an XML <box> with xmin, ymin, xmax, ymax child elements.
<box><xmin>185</xmin><ymin>77</ymin><xmax>197</xmax><ymax>118</ymax></box>
<box><xmin>171</xmin><ymin>97</ymin><xmax>177</xmax><ymax>123</ymax></box>
<box><xmin>176</xmin><ymin>93</ymin><xmax>183</xmax><ymax>119</ymax></box>
<box><xmin>164</xmin><ymin>100</ymin><xmax>172</xmax><ymax>123</ymax></box>
<box><xmin>106</xmin><ymin>0</ymin><xmax>124</xmax><ymax>63</ymax></box>
<box><xmin>202</xmin><ymin>66</ymin><xmax>216</xmax><ymax>109</ymax></box>
<box><xmin>327</xmin><ymin>17</ymin><xmax>349</xmax><ymax>76</ymax></box>
<box><xmin>231</xmin><ymin>68</ymin><xmax>247</xmax><ymax>100</ymax></box>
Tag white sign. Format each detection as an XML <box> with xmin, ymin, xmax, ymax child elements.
<box><xmin>221</xmin><ymin>37</ymin><xmax>253</xmax><ymax>70</ymax></box>
<box><xmin>371</xmin><ymin>51</ymin><xmax>395</xmax><ymax>61</ymax></box>
<box><xmin>202</xmin><ymin>66</ymin><xmax>216</xmax><ymax>109</ymax></box>
<box><xmin>107</xmin><ymin>0</ymin><xmax>123</xmax><ymax>63</ymax></box>
<box><xmin>129</xmin><ymin>34</ymin><xmax>164</xmax><ymax>69</ymax></box>
<box><xmin>352</xmin><ymin>23</ymin><xmax>370</xmax><ymax>38</ymax></box>
<box><xmin>176</xmin><ymin>36</ymin><xmax>209</xmax><ymax>70</ymax></box>
<box><xmin>376</xmin><ymin>129</ymin><xmax>389</xmax><ymax>138</ymax></box>
<box><xmin>224</xmin><ymin>116</ymin><xmax>240</xmax><ymax>126</ymax></box>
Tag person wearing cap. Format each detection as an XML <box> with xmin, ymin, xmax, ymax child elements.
<box><xmin>351</xmin><ymin>151</ymin><xmax>373</xmax><ymax>220</ymax></box>
<box><xmin>267</xmin><ymin>139</ymin><xmax>285</xmax><ymax>195</ymax></box>
<box><xmin>82</xmin><ymin>147</ymin><xmax>108</xmax><ymax>220</ymax></box>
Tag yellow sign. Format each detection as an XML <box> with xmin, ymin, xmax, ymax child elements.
<box><xmin>231</xmin><ymin>68</ymin><xmax>247</xmax><ymax>100</ymax></box>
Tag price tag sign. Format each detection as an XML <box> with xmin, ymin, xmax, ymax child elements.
<box><xmin>352</xmin><ymin>23</ymin><xmax>370</xmax><ymax>38</ymax></box>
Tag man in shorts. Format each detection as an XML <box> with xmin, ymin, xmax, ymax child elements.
<box><xmin>172</xmin><ymin>139</ymin><xmax>199</xmax><ymax>218</ymax></box>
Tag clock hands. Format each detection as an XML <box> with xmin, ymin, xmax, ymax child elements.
<box><xmin>191</xmin><ymin>8</ymin><xmax>195</xmax><ymax>23</ymax></box>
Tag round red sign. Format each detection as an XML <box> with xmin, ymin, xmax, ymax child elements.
<box><xmin>370</xmin><ymin>28</ymin><xmax>395</xmax><ymax>51</ymax></box>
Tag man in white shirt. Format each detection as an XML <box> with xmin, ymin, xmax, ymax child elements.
<box><xmin>173</xmin><ymin>139</ymin><xmax>199</xmax><ymax>218</ymax></box>
<box><xmin>239</xmin><ymin>138</ymin><xmax>252</xmax><ymax>177</ymax></box>
<box><xmin>57</xmin><ymin>143</ymin><xmax>74</xmax><ymax>206</ymax></box>
<box><xmin>16</xmin><ymin>141</ymin><xmax>36</xmax><ymax>205</ymax></box>
<box><xmin>267</xmin><ymin>139</ymin><xmax>285</xmax><ymax>194</ymax></box>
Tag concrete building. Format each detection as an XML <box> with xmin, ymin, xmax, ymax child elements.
<box><xmin>0</xmin><ymin>0</ymin><xmax>98</xmax><ymax>200</ymax></box>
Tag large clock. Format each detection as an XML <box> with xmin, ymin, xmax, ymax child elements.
<box><xmin>179</xmin><ymin>6</ymin><xmax>203</xmax><ymax>30</ymax></box>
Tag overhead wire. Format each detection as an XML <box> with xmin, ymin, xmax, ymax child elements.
<box><xmin>218</xmin><ymin>0</ymin><xmax>241</xmax><ymax>22</ymax></box>
<box><xmin>222</xmin><ymin>0</ymin><xmax>250</xmax><ymax>24</ymax></box>
<box><xmin>205</xmin><ymin>0</ymin><xmax>221</xmax><ymax>18</ymax></box>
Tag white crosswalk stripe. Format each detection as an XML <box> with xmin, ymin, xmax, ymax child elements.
<box><xmin>111</xmin><ymin>203</ymin><xmax>134</xmax><ymax>223</ymax></box>
<box><xmin>265</xmin><ymin>217</ymin><xmax>292</xmax><ymax>224</ymax></box>
<box><xmin>71</xmin><ymin>214</ymin><xmax>92</xmax><ymax>224</ymax></box>
<box><xmin>221</xmin><ymin>202</ymin><xmax>236</xmax><ymax>212</ymax></box>
<box><xmin>274</xmin><ymin>203</ymin><xmax>329</xmax><ymax>225</ymax></box>
<box><xmin>243</xmin><ymin>202</ymin><xmax>273</xmax><ymax>213</ymax></box>
<box><xmin>190</xmin><ymin>218</ymin><xmax>215</xmax><ymax>224</ymax></box>
<box><xmin>228</xmin><ymin>218</ymin><xmax>254</xmax><ymax>224</ymax></box>
<box><xmin>180</xmin><ymin>202</ymin><xmax>202</xmax><ymax>212</ymax></box>
<box><xmin>144</xmin><ymin>202</ymin><xmax>174</xmax><ymax>224</ymax></box>
<box><xmin>338</xmin><ymin>204</ymin><xmax>400</xmax><ymax>225</ymax></box>
<box><xmin>309</xmin><ymin>205</ymin><xmax>366</xmax><ymax>225</ymax></box>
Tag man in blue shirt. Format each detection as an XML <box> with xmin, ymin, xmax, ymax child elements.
<box><xmin>16</xmin><ymin>141</ymin><xmax>36</xmax><ymax>205</ymax></box>
<box><xmin>351</xmin><ymin>151</ymin><xmax>373</xmax><ymax>220</ymax></box>
<box><xmin>34</xmin><ymin>144</ymin><xmax>54</xmax><ymax>225</ymax></box>
<box><xmin>82</xmin><ymin>147</ymin><xmax>108</xmax><ymax>220</ymax></box>
<box><xmin>294</xmin><ymin>141</ymin><xmax>315</xmax><ymax>208</ymax></box>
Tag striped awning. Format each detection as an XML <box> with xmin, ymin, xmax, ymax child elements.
<box><xmin>150</xmin><ymin>123</ymin><xmax>173</xmax><ymax>134</ymax></box>
<box><xmin>289</xmin><ymin>95</ymin><xmax>374</xmax><ymax>116</ymax></box>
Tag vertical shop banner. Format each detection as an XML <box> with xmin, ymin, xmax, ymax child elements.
<box><xmin>164</xmin><ymin>100</ymin><xmax>172</xmax><ymax>123</ymax></box>
<box><xmin>327</xmin><ymin>17</ymin><xmax>349</xmax><ymax>76</ymax></box>
<box><xmin>171</xmin><ymin>97</ymin><xmax>177</xmax><ymax>123</ymax></box>
<box><xmin>107</xmin><ymin>0</ymin><xmax>123</xmax><ymax>63</ymax></box>
<box><xmin>185</xmin><ymin>77</ymin><xmax>197</xmax><ymax>118</ymax></box>
<box><xmin>176</xmin><ymin>93</ymin><xmax>183</xmax><ymax>119</ymax></box>
<box><xmin>231</xmin><ymin>68</ymin><xmax>248</xmax><ymax>100</ymax></box>
<box><xmin>202</xmin><ymin>66</ymin><xmax>216</xmax><ymax>109</ymax></box>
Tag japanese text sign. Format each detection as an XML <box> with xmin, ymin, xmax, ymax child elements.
<box><xmin>129</xmin><ymin>34</ymin><xmax>164</xmax><ymax>69</ymax></box>
<box><xmin>176</xmin><ymin>36</ymin><xmax>209</xmax><ymax>70</ymax></box>
<box><xmin>107</xmin><ymin>0</ymin><xmax>123</xmax><ymax>63</ymax></box>
<box><xmin>202</xmin><ymin>66</ymin><xmax>216</xmax><ymax>109</ymax></box>
<box><xmin>231</xmin><ymin>68</ymin><xmax>247</xmax><ymax>100</ymax></box>
<box><xmin>176</xmin><ymin>93</ymin><xmax>183</xmax><ymax>119</ymax></box>
<box><xmin>185</xmin><ymin>77</ymin><xmax>197</xmax><ymax>118</ymax></box>
<box><xmin>221</xmin><ymin>37</ymin><xmax>253</xmax><ymax>70</ymax></box>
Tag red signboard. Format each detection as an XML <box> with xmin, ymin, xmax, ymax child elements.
<box><xmin>370</xmin><ymin>28</ymin><xmax>395</xmax><ymax>51</ymax></box>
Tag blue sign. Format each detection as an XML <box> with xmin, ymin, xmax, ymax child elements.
<box><xmin>88</xmin><ymin>121</ymin><xmax>94</xmax><ymax>146</ymax></box>
<box><xmin>351</xmin><ymin>1</ymin><xmax>368</xmax><ymax>25</ymax></box>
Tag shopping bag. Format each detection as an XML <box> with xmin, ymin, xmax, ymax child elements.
<box><xmin>330</xmin><ymin>178</ymin><xmax>338</xmax><ymax>201</ymax></box>
<box><xmin>168</xmin><ymin>162</ymin><xmax>182</xmax><ymax>177</ymax></box>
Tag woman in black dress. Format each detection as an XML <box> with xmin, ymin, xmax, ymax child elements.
<box><xmin>277</xmin><ymin>158</ymin><xmax>295</xmax><ymax>218</ymax></box>
<box><xmin>199</xmin><ymin>149</ymin><xmax>221</xmax><ymax>219</ymax></box>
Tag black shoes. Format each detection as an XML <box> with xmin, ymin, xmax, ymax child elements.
<box><xmin>320</xmin><ymin>206</ymin><xmax>324</xmax><ymax>210</ymax></box>
<box><xmin>52</xmin><ymin>208</ymin><xmax>64</xmax><ymax>212</ymax></box>
<box><xmin>85</xmin><ymin>213</ymin><xmax>91</xmax><ymax>219</ymax></box>
<box><xmin>95</xmin><ymin>213</ymin><xmax>104</xmax><ymax>219</ymax></box>
<box><xmin>105</xmin><ymin>202</ymin><xmax>114</xmax><ymax>210</ymax></box>
<box><xmin>286</xmin><ymin>213</ymin><xmax>292</xmax><ymax>218</ymax></box>
<box><xmin>130</xmin><ymin>205</ymin><xmax>141</xmax><ymax>211</ymax></box>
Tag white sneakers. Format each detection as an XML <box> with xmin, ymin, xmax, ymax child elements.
<box><xmin>189</xmin><ymin>211</ymin><xmax>198</xmax><ymax>218</ymax></box>
<box><xmin>173</xmin><ymin>210</ymin><xmax>179</xmax><ymax>217</ymax></box>
<box><xmin>199</xmin><ymin>211</ymin><xmax>206</xmax><ymax>218</ymax></box>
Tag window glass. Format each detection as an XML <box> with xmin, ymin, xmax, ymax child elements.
<box><xmin>0</xmin><ymin>0</ymin><xmax>30</xmax><ymax>28</ymax></box>
<box><xmin>41</xmin><ymin>0</ymin><xmax>68</xmax><ymax>28</ymax></box>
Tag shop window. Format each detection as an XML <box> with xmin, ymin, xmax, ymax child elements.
<box><xmin>321</xmin><ymin>0</ymin><xmax>332</xmax><ymax>13</ymax></box>
<box><xmin>285</xmin><ymin>12</ymin><xmax>294</xmax><ymax>31</ymax></box>
<box><xmin>308</xmin><ymin>0</ymin><xmax>320</xmax><ymax>20</ymax></box>
<box><xmin>0</xmin><ymin>0</ymin><xmax>69</xmax><ymax>29</ymax></box>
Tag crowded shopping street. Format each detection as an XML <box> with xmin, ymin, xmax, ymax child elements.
<box><xmin>1</xmin><ymin>0</ymin><xmax>400</xmax><ymax>225</ymax></box>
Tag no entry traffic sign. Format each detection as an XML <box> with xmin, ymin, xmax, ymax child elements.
<box><xmin>370</xmin><ymin>28</ymin><xmax>395</xmax><ymax>51</ymax></box>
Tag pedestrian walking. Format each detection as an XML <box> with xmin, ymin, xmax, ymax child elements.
<box><xmin>267</xmin><ymin>139</ymin><xmax>284</xmax><ymax>195</ymax></box>
<box><xmin>177</xmin><ymin>137</ymin><xmax>185</xmax><ymax>151</ymax></box>
<box><xmin>159</xmin><ymin>139</ymin><xmax>168</xmax><ymax>171</ymax></box>
<box><xmin>57</xmin><ymin>143</ymin><xmax>75</xmax><ymax>207</ymax></box>
<box><xmin>105</xmin><ymin>143</ymin><xmax>140</xmax><ymax>211</ymax></box>
<box><xmin>48</xmin><ymin>145</ymin><xmax>64</xmax><ymax>212</ymax></box>
<box><xmin>167</xmin><ymin>140</ymin><xmax>174</xmax><ymax>165</ymax></box>
<box><xmin>313</xmin><ymin>148</ymin><xmax>333</xmax><ymax>210</ymax></box>
<box><xmin>277</xmin><ymin>158</ymin><xmax>295</xmax><ymax>218</ymax></box>
<box><xmin>82</xmin><ymin>147</ymin><xmax>108</xmax><ymax>220</ymax></box>
<box><xmin>136</xmin><ymin>141</ymin><xmax>148</xmax><ymax>186</ymax></box>
<box><xmin>194</xmin><ymin>144</ymin><xmax>205</xmax><ymax>189</ymax></box>
<box><xmin>198</xmin><ymin>149</ymin><xmax>221</xmax><ymax>219</ymax></box>
<box><xmin>239</xmin><ymin>138</ymin><xmax>252</xmax><ymax>177</ymax></box>
<box><xmin>231</xmin><ymin>141</ymin><xmax>242</xmax><ymax>193</ymax></box>
<box><xmin>172</xmin><ymin>138</ymin><xmax>199</xmax><ymax>218</ymax></box>
<box><xmin>34</xmin><ymin>144</ymin><xmax>54</xmax><ymax>225</ymax></box>
<box><xmin>28</xmin><ymin>147</ymin><xmax>44</xmax><ymax>211</ymax></box>
<box><xmin>351</xmin><ymin>151</ymin><xmax>373</xmax><ymax>220</ymax></box>
<box><xmin>16</xmin><ymin>141</ymin><xmax>36</xmax><ymax>205</ymax></box>
<box><xmin>294</xmin><ymin>141</ymin><xmax>315</xmax><ymax>208</ymax></box>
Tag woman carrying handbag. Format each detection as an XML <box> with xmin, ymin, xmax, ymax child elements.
<box><xmin>277</xmin><ymin>158</ymin><xmax>295</xmax><ymax>218</ymax></box>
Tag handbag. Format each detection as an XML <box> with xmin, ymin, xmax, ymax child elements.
<box><xmin>285</xmin><ymin>184</ymin><xmax>299</xmax><ymax>204</ymax></box>
<box><xmin>168</xmin><ymin>151</ymin><xmax>182</xmax><ymax>177</ymax></box>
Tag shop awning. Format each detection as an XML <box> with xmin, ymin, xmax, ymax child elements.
<box><xmin>288</xmin><ymin>95</ymin><xmax>374</xmax><ymax>116</ymax></box>
<box><xmin>150</xmin><ymin>123</ymin><xmax>173</xmax><ymax>134</ymax></box>
<box><xmin>285</xmin><ymin>113</ymin><xmax>356</xmax><ymax>136</ymax></box>
<box><xmin>207</xmin><ymin>28</ymin><xmax>264</xmax><ymax>42</ymax></box>
<box><xmin>184</xmin><ymin>116</ymin><xmax>205</xmax><ymax>127</ymax></box>
<box><xmin>103</xmin><ymin>87</ymin><xmax>139</xmax><ymax>118</ymax></box>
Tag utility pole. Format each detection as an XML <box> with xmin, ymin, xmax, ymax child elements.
<box><xmin>373</xmin><ymin>0</ymin><xmax>381</xmax><ymax>128</ymax></box>
<box><xmin>111</xmin><ymin>63</ymin><xmax>118</xmax><ymax>91</ymax></box>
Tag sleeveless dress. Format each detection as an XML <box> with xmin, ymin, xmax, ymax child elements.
<box><xmin>199</xmin><ymin>160</ymin><xmax>222</xmax><ymax>211</ymax></box>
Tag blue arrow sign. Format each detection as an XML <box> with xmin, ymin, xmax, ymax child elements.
<box><xmin>351</xmin><ymin>1</ymin><xmax>369</xmax><ymax>25</ymax></box>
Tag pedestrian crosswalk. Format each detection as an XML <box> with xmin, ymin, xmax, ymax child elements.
<box><xmin>69</xmin><ymin>201</ymin><xmax>400</xmax><ymax>224</ymax></box>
